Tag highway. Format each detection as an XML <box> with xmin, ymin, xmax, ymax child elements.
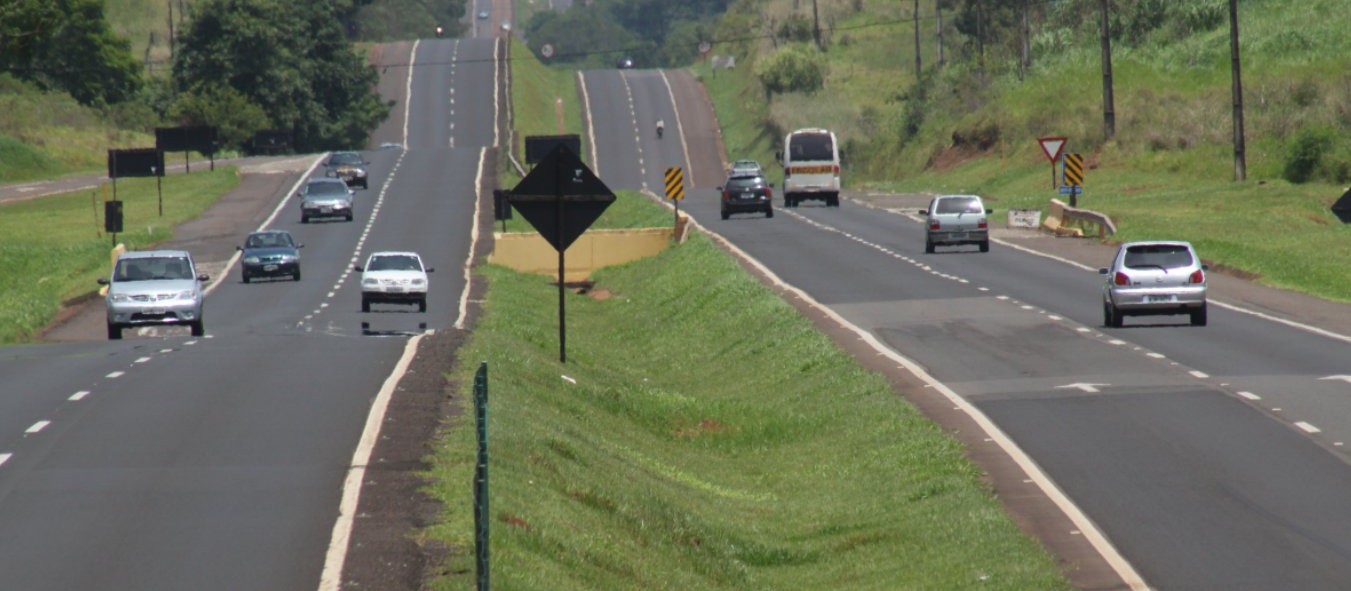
<box><xmin>0</xmin><ymin>37</ymin><xmax>498</xmax><ymax>590</ymax></box>
<box><xmin>580</xmin><ymin>67</ymin><xmax>1351</xmax><ymax>590</ymax></box>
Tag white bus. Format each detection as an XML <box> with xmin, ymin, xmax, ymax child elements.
<box><xmin>780</xmin><ymin>128</ymin><xmax>841</xmax><ymax>207</ymax></box>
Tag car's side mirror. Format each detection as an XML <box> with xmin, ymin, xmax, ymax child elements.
<box><xmin>197</xmin><ymin>274</ymin><xmax>210</xmax><ymax>281</ymax></box>
<box><xmin>97</xmin><ymin>278</ymin><xmax>109</xmax><ymax>285</ymax></box>
<box><xmin>774</xmin><ymin>150</ymin><xmax>783</xmax><ymax>163</ymax></box>
<box><xmin>1098</xmin><ymin>268</ymin><xmax>1109</xmax><ymax>275</ymax></box>
<box><xmin>297</xmin><ymin>244</ymin><xmax>305</xmax><ymax>249</ymax></box>
<box><xmin>985</xmin><ymin>208</ymin><xmax>993</xmax><ymax>214</ymax></box>
<box><xmin>426</xmin><ymin>267</ymin><xmax>435</xmax><ymax>273</ymax></box>
<box><xmin>919</xmin><ymin>209</ymin><xmax>929</xmax><ymax>215</ymax></box>
<box><xmin>716</xmin><ymin>186</ymin><xmax>723</xmax><ymax>191</ymax></box>
<box><xmin>236</xmin><ymin>245</ymin><xmax>243</xmax><ymax>251</ymax></box>
<box><xmin>1201</xmin><ymin>264</ymin><xmax>1209</xmax><ymax>271</ymax></box>
<box><xmin>353</xmin><ymin>265</ymin><xmax>364</xmax><ymax>272</ymax></box>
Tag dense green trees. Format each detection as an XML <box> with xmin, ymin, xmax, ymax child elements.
<box><xmin>170</xmin><ymin>0</ymin><xmax>390</xmax><ymax>152</ymax></box>
<box><xmin>525</xmin><ymin>0</ymin><xmax>728</xmax><ymax>68</ymax></box>
<box><xmin>0</xmin><ymin>0</ymin><xmax>142</xmax><ymax>106</ymax></box>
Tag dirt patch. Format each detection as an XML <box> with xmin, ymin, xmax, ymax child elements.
<box><xmin>928</xmin><ymin>145</ymin><xmax>982</xmax><ymax>173</ymax></box>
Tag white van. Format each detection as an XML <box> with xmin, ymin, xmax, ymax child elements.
<box><xmin>780</xmin><ymin>128</ymin><xmax>841</xmax><ymax>207</ymax></box>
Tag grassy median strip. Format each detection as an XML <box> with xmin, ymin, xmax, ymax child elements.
<box><xmin>424</xmin><ymin>227</ymin><xmax>1071</xmax><ymax>589</ymax></box>
<box><xmin>0</xmin><ymin>170</ymin><xmax>239</xmax><ymax>343</ymax></box>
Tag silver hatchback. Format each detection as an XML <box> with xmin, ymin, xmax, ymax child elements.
<box><xmin>98</xmin><ymin>249</ymin><xmax>209</xmax><ymax>339</ymax></box>
<box><xmin>1100</xmin><ymin>240</ymin><xmax>1208</xmax><ymax>327</ymax></box>
<box><xmin>921</xmin><ymin>194</ymin><xmax>993</xmax><ymax>253</ymax></box>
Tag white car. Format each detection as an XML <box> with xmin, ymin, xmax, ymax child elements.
<box><xmin>354</xmin><ymin>251</ymin><xmax>433</xmax><ymax>312</ymax></box>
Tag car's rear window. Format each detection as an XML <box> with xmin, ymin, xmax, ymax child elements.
<box><xmin>306</xmin><ymin>181</ymin><xmax>348</xmax><ymax>196</ymax></box>
<box><xmin>934</xmin><ymin>196</ymin><xmax>983</xmax><ymax>214</ymax></box>
<box><xmin>369</xmin><ymin>255</ymin><xmax>422</xmax><ymax>271</ymax></box>
<box><xmin>1124</xmin><ymin>244</ymin><xmax>1194</xmax><ymax>269</ymax></box>
<box><xmin>725</xmin><ymin>176</ymin><xmax>767</xmax><ymax>191</ymax></box>
<box><xmin>788</xmin><ymin>133</ymin><xmax>834</xmax><ymax>161</ymax></box>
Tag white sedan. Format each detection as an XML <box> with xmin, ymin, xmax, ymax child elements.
<box><xmin>354</xmin><ymin>251</ymin><xmax>433</xmax><ymax>312</ymax></box>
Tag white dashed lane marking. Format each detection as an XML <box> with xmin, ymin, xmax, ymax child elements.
<box><xmin>25</xmin><ymin>421</ymin><xmax>50</xmax><ymax>434</ymax></box>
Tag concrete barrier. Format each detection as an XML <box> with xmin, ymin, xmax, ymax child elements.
<box><xmin>1041</xmin><ymin>198</ymin><xmax>1115</xmax><ymax>238</ymax></box>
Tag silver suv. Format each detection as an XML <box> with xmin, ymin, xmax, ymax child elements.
<box><xmin>98</xmin><ymin>250</ymin><xmax>209</xmax><ymax>340</ymax></box>
<box><xmin>1099</xmin><ymin>240</ymin><xmax>1208</xmax><ymax>327</ymax></box>
<box><xmin>921</xmin><ymin>194</ymin><xmax>992</xmax><ymax>253</ymax></box>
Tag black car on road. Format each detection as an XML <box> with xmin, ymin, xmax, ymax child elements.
<box><xmin>718</xmin><ymin>174</ymin><xmax>774</xmax><ymax>219</ymax></box>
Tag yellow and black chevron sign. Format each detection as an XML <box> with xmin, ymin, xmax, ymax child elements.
<box><xmin>664</xmin><ymin>167</ymin><xmax>685</xmax><ymax>201</ymax></box>
<box><xmin>1063</xmin><ymin>153</ymin><xmax>1084</xmax><ymax>187</ymax></box>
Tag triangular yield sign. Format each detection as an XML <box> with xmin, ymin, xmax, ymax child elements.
<box><xmin>1038</xmin><ymin>137</ymin><xmax>1067</xmax><ymax>163</ymax></box>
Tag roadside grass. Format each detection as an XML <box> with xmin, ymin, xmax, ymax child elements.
<box><xmin>0</xmin><ymin>75</ymin><xmax>153</xmax><ymax>177</ymax></box>
<box><xmin>0</xmin><ymin>170</ymin><xmax>239</xmax><ymax>343</ymax></box>
<box><xmin>424</xmin><ymin>227</ymin><xmax>1071</xmax><ymax>590</ymax></box>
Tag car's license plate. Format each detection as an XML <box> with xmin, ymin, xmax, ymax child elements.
<box><xmin>740</xmin><ymin>192</ymin><xmax>752</xmax><ymax>199</ymax></box>
<box><xmin>264</xmin><ymin>264</ymin><xmax>278</xmax><ymax>272</ymax></box>
<box><xmin>146</xmin><ymin>308</ymin><xmax>165</xmax><ymax>316</ymax></box>
<box><xmin>951</xmin><ymin>232</ymin><xmax>968</xmax><ymax>240</ymax></box>
<box><xmin>388</xmin><ymin>287</ymin><xmax>404</xmax><ymax>293</ymax></box>
<box><xmin>1144</xmin><ymin>295</ymin><xmax>1177</xmax><ymax>303</ymax></box>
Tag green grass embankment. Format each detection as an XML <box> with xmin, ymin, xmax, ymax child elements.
<box><xmin>0</xmin><ymin>170</ymin><xmax>239</xmax><ymax>343</ymax></box>
<box><xmin>423</xmin><ymin>224</ymin><xmax>1071</xmax><ymax>590</ymax></box>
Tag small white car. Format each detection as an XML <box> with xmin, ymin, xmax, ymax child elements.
<box><xmin>354</xmin><ymin>251</ymin><xmax>433</xmax><ymax>312</ymax></box>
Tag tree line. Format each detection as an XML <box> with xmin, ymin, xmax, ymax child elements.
<box><xmin>0</xmin><ymin>0</ymin><xmax>420</xmax><ymax>153</ymax></box>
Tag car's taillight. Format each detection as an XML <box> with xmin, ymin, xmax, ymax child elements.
<box><xmin>1188</xmin><ymin>269</ymin><xmax>1205</xmax><ymax>284</ymax></box>
<box><xmin>977</xmin><ymin>219</ymin><xmax>988</xmax><ymax>229</ymax></box>
<box><xmin>929</xmin><ymin>221</ymin><xmax>941</xmax><ymax>230</ymax></box>
<box><xmin>722</xmin><ymin>190</ymin><xmax>730</xmax><ymax>202</ymax></box>
<box><xmin>1114</xmin><ymin>271</ymin><xmax>1130</xmax><ymax>286</ymax></box>
<box><xmin>832</xmin><ymin>164</ymin><xmax>840</xmax><ymax>176</ymax></box>
<box><xmin>766</xmin><ymin>187</ymin><xmax>773</xmax><ymax>198</ymax></box>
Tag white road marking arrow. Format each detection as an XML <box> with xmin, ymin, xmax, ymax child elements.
<box><xmin>1319</xmin><ymin>375</ymin><xmax>1351</xmax><ymax>384</ymax></box>
<box><xmin>1056</xmin><ymin>383</ymin><xmax>1109</xmax><ymax>393</ymax></box>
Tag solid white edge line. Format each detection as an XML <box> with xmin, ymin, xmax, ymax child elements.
<box><xmin>492</xmin><ymin>38</ymin><xmax>501</xmax><ymax>148</ymax></box>
<box><xmin>403</xmin><ymin>40</ymin><xmax>419</xmax><ymax>148</ymax></box>
<box><xmin>993</xmin><ymin>232</ymin><xmax>1351</xmax><ymax>347</ymax></box>
<box><xmin>659</xmin><ymin>70</ymin><xmax>695</xmax><ymax>186</ymax></box>
<box><xmin>638</xmin><ymin>187</ymin><xmax>1151</xmax><ymax>590</ymax></box>
<box><xmin>579</xmin><ymin>71</ymin><xmax>598</xmax><ymax>169</ymax></box>
<box><xmin>317</xmin><ymin>333</ymin><xmax>424</xmax><ymax>591</ymax></box>
<box><xmin>456</xmin><ymin>149</ymin><xmax>485</xmax><ymax>330</ymax></box>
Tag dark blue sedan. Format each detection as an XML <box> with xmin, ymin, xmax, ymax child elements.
<box><xmin>237</xmin><ymin>230</ymin><xmax>303</xmax><ymax>283</ymax></box>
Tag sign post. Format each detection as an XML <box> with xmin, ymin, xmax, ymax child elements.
<box><xmin>509</xmin><ymin>142</ymin><xmax>615</xmax><ymax>363</ymax></box>
<box><xmin>1037</xmin><ymin>136</ymin><xmax>1067</xmax><ymax>189</ymax></box>
<box><xmin>664</xmin><ymin>166</ymin><xmax>684</xmax><ymax>229</ymax></box>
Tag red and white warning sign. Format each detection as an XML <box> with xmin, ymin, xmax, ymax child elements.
<box><xmin>1038</xmin><ymin>136</ymin><xmax>1067</xmax><ymax>163</ymax></box>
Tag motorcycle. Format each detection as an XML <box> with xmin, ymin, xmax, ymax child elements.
<box><xmin>656</xmin><ymin>120</ymin><xmax>665</xmax><ymax>139</ymax></box>
<box><xmin>435</xmin><ymin>25</ymin><xmax>444</xmax><ymax>38</ymax></box>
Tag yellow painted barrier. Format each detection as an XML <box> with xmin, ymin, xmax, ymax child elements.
<box><xmin>99</xmin><ymin>243</ymin><xmax>127</xmax><ymax>296</ymax></box>
<box><xmin>489</xmin><ymin>227</ymin><xmax>675</xmax><ymax>282</ymax></box>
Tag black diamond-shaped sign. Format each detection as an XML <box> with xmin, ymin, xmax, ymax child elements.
<box><xmin>509</xmin><ymin>144</ymin><xmax>615</xmax><ymax>252</ymax></box>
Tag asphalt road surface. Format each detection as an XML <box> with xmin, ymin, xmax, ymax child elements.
<box><xmin>0</xmin><ymin>37</ymin><xmax>499</xmax><ymax>590</ymax></box>
<box><xmin>581</xmin><ymin>67</ymin><xmax>1351</xmax><ymax>590</ymax></box>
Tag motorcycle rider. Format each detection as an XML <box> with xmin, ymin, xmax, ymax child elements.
<box><xmin>656</xmin><ymin>119</ymin><xmax>665</xmax><ymax>139</ymax></box>
<box><xmin>435</xmin><ymin>25</ymin><xmax>444</xmax><ymax>37</ymax></box>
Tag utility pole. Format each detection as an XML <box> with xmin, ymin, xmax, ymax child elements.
<box><xmin>1099</xmin><ymin>0</ymin><xmax>1115</xmax><ymax>139</ymax></box>
<box><xmin>1021</xmin><ymin>0</ymin><xmax>1032</xmax><ymax>76</ymax></box>
<box><xmin>1228</xmin><ymin>0</ymin><xmax>1247</xmax><ymax>181</ymax></box>
<box><xmin>976</xmin><ymin>0</ymin><xmax>986</xmax><ymax>77</ymax></box>
<box><xmin>812</xmin><ymin>0</ymin><xmax>822</xmax><ymax>50</ymax></box>
<box><xmin>936</xmin><ymin>0</ymin><xmax>945</xmax><ymax>68</ymax></box>
<box><xmin>913</xmin><ymin>0</ymin><xmax>922</xmax><ymax>76</ymax></box>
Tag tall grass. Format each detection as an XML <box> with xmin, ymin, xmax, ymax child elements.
<box><xmin>424</xmin><ymin>228</ymin><xmax>1071</xmax><ymax>590</ymax></box>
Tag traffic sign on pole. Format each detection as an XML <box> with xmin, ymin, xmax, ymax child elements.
<box><xmin>1038</xmin><ymin>137</ymin><xmax>1067</xmax><ymax>189</ymax></box>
